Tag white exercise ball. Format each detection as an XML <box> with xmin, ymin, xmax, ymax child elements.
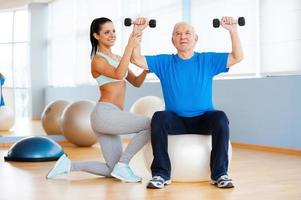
<box><xmin>0</xmin><ymin>106</ymin><xmax>14</xmax><ymax>131</ymax></box>
<box><xmin>61</xmin><ymin>100</ymin><xmax>97</xmax><ymax>147</ymax></box>
<box><xmin>41</xmin><ymin>100</ymin><xmax>71</xmax><ymax>135</ymax></box>
<box><xmin>130</xmin><ymin>96</ymin><xmax>164</xmax><ymax>118</ymax></box>
<box><xmin>144</xmin><ymin>134</ymin><xmax>232</xmax><ymax>182</ymax></box>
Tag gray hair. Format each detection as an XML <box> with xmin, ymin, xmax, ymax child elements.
<box><xmin>172</xmin><ymin>21</ymin><xmax>196</xmax><ymax>35</ymax></box>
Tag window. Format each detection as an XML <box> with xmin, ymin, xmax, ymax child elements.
<box><xmin>0</xmin><ymin>9</ymin><xmax>30</xmax><ymax>117</ymax></box>
<box><xmin>0</xmin><ymin>12</ymin><xmax>13</xmax><ymax>86</ymax></box>
<box><xmin>48</xmin><ymin>0</ymin><xmax>183</xmax><ymax>86</ymax></box>
<box><xmin>48</xmin><ymin>0</ymin><xmax>123</xmax><ymax>86</ymax></box>
<box><xmin>260</xmin><ymin>0</ymin><xmax>301</xmax><ymax>75</ymax></box>
<box><xmin>48</xmin><ymin>0</ymin><xmax>301</xmax><ymax>86</ymax></box>
<box><xmin>191</xmin><ymin>0</ymin><xmax>259</xmax><ymax>78</ymax></box>
<box><xmin>137</xmin><ymin>0</ymin><xmax>183</xmax><ymax>80</ymax></box>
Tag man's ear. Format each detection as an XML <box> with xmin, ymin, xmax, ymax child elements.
<box><xmin>195</xmin><ymin>34</ymin><xmax>198</xmax><ymax>43</ymax></box>
<box><xmin>93</xmin><ymin>33</ymin><xmax>99</xmax><ymax>40</ymax></box>
<box><xmin>171</xmin><ymin>36</ymin><xmax>175</xmax><ymax>46</ymax></box>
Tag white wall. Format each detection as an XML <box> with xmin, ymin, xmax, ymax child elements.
<box><xmin>44</xmin><ymin>76</ymin><xmax>301</xmax><ymax>150</ymax></box>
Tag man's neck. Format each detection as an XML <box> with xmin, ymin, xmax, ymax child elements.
<box><xmin>177</xmin><ymin>50</ymin><xmax>194</xmax><ymax>60</ymax></box>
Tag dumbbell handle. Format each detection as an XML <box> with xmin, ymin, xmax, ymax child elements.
<box><xmin>213</xmin><ymin>17</ymin><xmax>245</xmax><ymax>28</ymax></box>
<box><xmin>124</xmin><ymin>18</ymin><xmax>156</xmax><ymax>28</ymax></box>
<box><xmin>221</xmin><ymin>19</ymin><xmax>239</xmax><ymax>24</ymax></box>
<box><xmin>214</xmin><ymin>19</ymin><xmax>244</xmax><ymax>24</ymax></box>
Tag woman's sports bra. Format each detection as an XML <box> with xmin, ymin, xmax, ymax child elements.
<box><xmin>94</xmin><ymin>51</ymin><xmax>128</xmax><ymax>87</ymax></box>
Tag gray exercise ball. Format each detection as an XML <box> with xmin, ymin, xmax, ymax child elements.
<box><xmin>61</xmin><ymin>100</ymin><xmax>97</xmax><ymax>147</ymax></box>
<box><xmin>41</xmin><ymin>100</ymin><xmax>71</xmax><ymax>135</ymax></box>
<box><xmin>130</xmin><ymin>96</ymin><xmax>164</xmax><ymax>118</ymax></box>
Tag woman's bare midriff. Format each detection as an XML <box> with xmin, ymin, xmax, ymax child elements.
<box><xmin>99</xmin><ymin>81</ymin><xmax>126</xmax><ymax>110</ymax></box>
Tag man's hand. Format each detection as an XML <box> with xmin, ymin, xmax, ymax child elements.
<box><xmin>221</xmin><ymin>16</ymin><xmax>238</xmax><ymax>33</ymax></box>
<box><xmin>133</xmin><ymin>17</ymin><xmax>149</xmax><ymax>33</ymax></box>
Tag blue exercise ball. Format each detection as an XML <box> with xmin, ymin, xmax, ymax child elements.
<box><xmin>4</xmin><ymin>136</ymin><xmax>64</xmax><ymax>162</ymax></box>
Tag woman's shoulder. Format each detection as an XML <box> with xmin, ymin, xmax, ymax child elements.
<box><xmin>91</xmin><ymin>55</ymin><xmax>109</xmax><ymax>68</ymax></box>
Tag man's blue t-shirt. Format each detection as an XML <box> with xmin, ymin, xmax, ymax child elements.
<box><xmin>145</xmin><ymin>52</ymin><xmax>229</xmax><ymax>117</ymax></box>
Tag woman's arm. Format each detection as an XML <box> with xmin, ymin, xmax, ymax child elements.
<box><xmin>92</xmin><ymin>31</ymin><xmax>141</xmax><ymax>79</ymax></box>
<box><xmin>126</xmin><ymin>69</ymin><xmax>148</xmax><ymax>87</ymax></box>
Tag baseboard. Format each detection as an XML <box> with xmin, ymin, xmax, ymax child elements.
<box><xmin>122</xmin><ymin>138</ymin><xmax>301</xmax><ymax>155</ymax></box>
<box><xmin>1</xmin><ymin>136</ymin><xmax>300</xmax><ymax>156</ymax></box>
<box><xmin>0</xmin><ymin>135</ymin><xmax>67</xmax><ymax>148</ymax></box>
<box><xmin>231</xmin><ymin>142</ymin><xmax>301</xmax><ymax>155</ymax></box>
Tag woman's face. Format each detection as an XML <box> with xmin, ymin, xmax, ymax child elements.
<box><xmin>95</xmin><ymin>22</ymin><xmax>116</xmax><ymax>47</ymax></box>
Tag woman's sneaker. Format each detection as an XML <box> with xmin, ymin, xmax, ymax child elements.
<box><xmin>46</xmin><ymin>154</ymin><xmax>71</xmax><ymax>179</ymax></box>
<box><xmin>147</xmin><ymin>176</ymin><xmax>171</xmax><ymax>189</ymax></box>
<box><xmin>211</xmin><ymin>175</ymin><xmax>234</xmax><ymax>188</ymax></box>
<box><xmin>110</xmin><ymin>163</ymin><xmax>142</xmax><ymax>183</ymax></box>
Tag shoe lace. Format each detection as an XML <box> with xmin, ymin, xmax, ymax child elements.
<box><xmin>218</xmin><ymin>175</ymin><xmax>232</xmax><ymax>182</ymax></box>
<box><xmin>153</xmin><ymin>176</ymin><xmax>164</xmax><ymax>182</ymax></box>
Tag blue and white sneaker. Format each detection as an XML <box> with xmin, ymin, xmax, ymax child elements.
<box><xmin>210</xmin><ymin>175</ymin><xmax>234</xmax><ymax>188</ymax></box>
<box><xmin>110</xmin><ymin>163</ymin><xmax>142</xmax><ymax>183</ymax></box>
<box><xmin>147</xmin><ymin>176</ymin><xmax>172</xmax><ymax>189</ymax></box>
<box><xmin>46</xmin><ymin>154</ymin><xmax>71</xmax><ymax>179</ymax></box>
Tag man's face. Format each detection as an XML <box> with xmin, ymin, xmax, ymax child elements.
<box><xmin>172</xmin><ymin>23</ymin><xmax>198</xmax><ymax>52</ymax></box>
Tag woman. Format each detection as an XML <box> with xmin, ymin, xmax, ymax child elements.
<box><xmin>46</xmin><ymin>17</ymin><xmax>150</xmax><ymax>182</ymax></box>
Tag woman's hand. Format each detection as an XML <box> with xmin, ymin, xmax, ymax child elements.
<box><xmin>127</xmin><ymin>31</ymin><xmax>142</xmax><ymax>48</ymax></box>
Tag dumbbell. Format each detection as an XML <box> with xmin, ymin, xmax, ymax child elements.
<box><xmin>124</xmin><ymin>18</ymin><xmax>156</xmax><ymax>28</ymax></box>
<box><xmin>213</xmin><ymin>17</ymin><xmax>245</xmax><ymax>28</ymax></box>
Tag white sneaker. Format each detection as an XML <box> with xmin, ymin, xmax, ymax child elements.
<box><xmin>46</xmin><ymin>154</ymin><xmax>71</xmax><ymax>179</ymax></box>
<box><xmin>110</xmin><ymin>163</ymin><xmax>142</xmax><ymax>183</ymax></box>
<box><xmin>210</xmin><ymin>175</ymin><xmax>234</xmax><ymax>188</ymax></box>
<box><xmin>146</xmin><ymin>176</ymin><xmax>171</xmax><ymax>189</ymax></box>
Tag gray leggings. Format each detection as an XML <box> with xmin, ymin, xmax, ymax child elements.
<box><xmin>70</xmin><ymin>102</ymin><xmax>151</xmax><ymax>177</ymax></box>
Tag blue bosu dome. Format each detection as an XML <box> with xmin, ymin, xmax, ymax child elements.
<box><xmin>4</xmin><ymin>136</ymin><xmax>64</xmax><ymax>162</ymax></box>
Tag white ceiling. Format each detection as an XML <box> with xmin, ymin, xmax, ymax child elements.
<box><xmin>0</xmin><ymin>0</ymin><xmax>53</xmax><ymax>10</ymax></box>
